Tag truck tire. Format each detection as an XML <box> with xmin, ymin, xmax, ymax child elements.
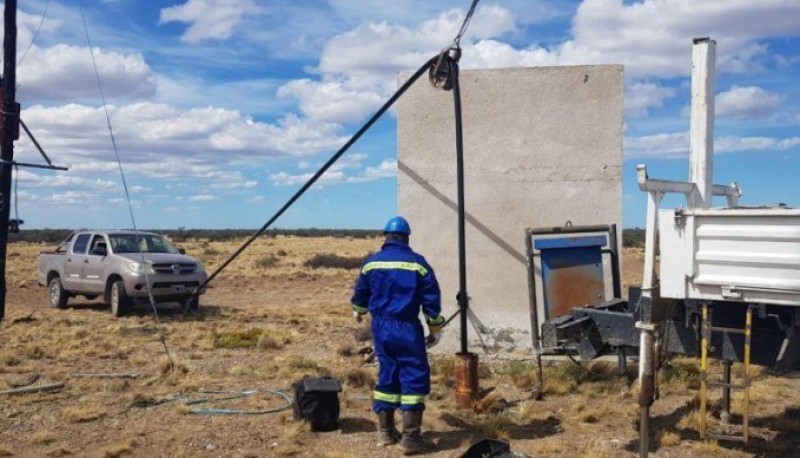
<box><xmin>182</xmin><ymin>296</ymin><xmax>199</xmax><ymax>314</ymax></box>
<box><xmin>110</xmin><ymin>280</ymin><xmax>130</xmax><ymax>317</ymax></box>
<box><xmin>48</xmin><ymin>277</ymin><xmax>69</xmax><ymax>309</ymax></box>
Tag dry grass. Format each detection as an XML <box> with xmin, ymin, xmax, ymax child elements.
<box><xmin>342</xmin><ymin>368</ymin><xmax>374</xmax><ymax>388</ymax></box>
<box><xmin>567</xmin><ymin>396</ymin><xmax>605</xmax><ymax>424</ymax></box>
<box><xmin>95</xmin><ymin>440</ymin><xmax>134</xmax><ymax>458</ymax></box>
<box><xmin>0</xmin><ymin>445</ymin><xmax>12</xmax><ymax>457</ymax></box>
<box><xmin>214</xmin><ymin>327</ymin><xmax>265</xmax><ymax>348</ymax></box>
<box><xmin>499</xmin><ymin>360</ymin><xmax>537</xmax><ymax>389</ymax></box>
<box><xmin>62</xmin><ymin>406</ymin><xmax>106</xmax><ymax>423</ymax></box>
<box><xmin>6</xmin><ymin>238</ymin><xmax>800</xmax><ymax>457</ymax></box>
<box><xmin>474</xmin><ymin>413</ymin><xmax>514</xmax><ymax>440</ymax></box>
<box><xmin>29</xmin><ymin>432</ymin><xmax>57</xmax><ymax>446</ymax></box>
<box><xmin>541</xmin><ymin>361</ymin><xmax>584</xmax><ymax>395</ymax></box>
<box><xmin>658</xmin><ymin>429</ymin><xmax>682</xmax><ymax>447</ymax></box>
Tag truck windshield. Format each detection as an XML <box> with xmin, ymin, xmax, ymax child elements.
<box><xmin>109</xmin><ymin>234</ymin><xmax>180</xmax><ymax>254</ymax></box>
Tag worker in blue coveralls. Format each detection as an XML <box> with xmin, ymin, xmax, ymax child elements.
<box><xmin>351</xmin><ymin>216</ymin><xmax>444</xmax><ymax>454</ymax></box>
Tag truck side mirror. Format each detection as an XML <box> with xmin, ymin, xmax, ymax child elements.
<box><xmin>91</xmin><ymin>246</ymin><xmax>107</xmax><ymax>256</ymax></box>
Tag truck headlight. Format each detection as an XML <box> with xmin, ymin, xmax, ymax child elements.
<box><xmin>127</xmin><ymin>261</ymin><xmax>154</xmax><ymax>275</ymax></box>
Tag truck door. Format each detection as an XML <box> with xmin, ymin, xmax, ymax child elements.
<box><xmin>84</xmin><ymin>234</ymin><xmax>109</xmax><ymax>294</ymax></box>
<box><xmin>64</xmin><ymin>233</ymin><xmax>91</xmax><ymax>291</ymax></box>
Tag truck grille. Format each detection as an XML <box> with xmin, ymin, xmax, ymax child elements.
<box><xmin>152</xmin><ymin>263</ymin><xmax>196</xmax><ymax>275</ymax></box>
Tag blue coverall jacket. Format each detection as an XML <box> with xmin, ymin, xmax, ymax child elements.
<box><xmin>351</xmin><ymin>239</ymin><xmax>443</xmax><ymax>412</ymax></box>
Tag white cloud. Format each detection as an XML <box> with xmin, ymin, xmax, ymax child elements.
<box><xmin>159</xmin><ymin>0</ymin><xmax>261</xmax><ymax>43</ymax></box>
<box><xmin>278</xmin><ymin>6</ymin><xmax>516</xmax><ymax>124</ymax></box>
<box><xmin>270</xmin><ymin>158</ymin><xmax>396</xmax><ymax>186</ymax></box>
<box><xmin>716</xmin><ymin>86</ymin><xmax>783</xmax><ymax>120</ymax></box>
<box><xmin>18</xmin><ymin>44</ymin><xmax>156</xmax><ymax>102</ymax></box>
<box><xmin>626</xmin><ymin>132</ymin><xmax>800</xmax><ymax>158</ymax></box>
<box><xmin>210</xmin><ymin>180</ymin><xmax>258</xmax><ymax>190</ymax></box>
<box><xmin>15</xmin><ymin>103</ymin><xmax>348</xmax><ymax>173</ymax></box>
<box><xmin>246</xmin><ymin>196</ymin><xmax>265</xmax><ymax>204</ymax></box>
<box><xmin>188</xmin><ymin>195</ymin><xmax>218</xmax><ymax>202</ymax></box>
<box><xmin>626</xmin><ymin>82</ymin><xmax>677</xmax><ymax>118</ymax></box>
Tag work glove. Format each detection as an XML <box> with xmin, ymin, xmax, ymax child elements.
<box><xmin>425</xmin><ymin>314</ymin><xmax>444</xmax><ymax>348</ymax></box>
<box><xmin>425</xmin><ymin>332</ymin><xmax>441</xmax><ymax>348</ymax></box>
<box><xmin>353</xmin><ymin>311</ymin><xmax>363</xmax><ymax>323</ymax></box>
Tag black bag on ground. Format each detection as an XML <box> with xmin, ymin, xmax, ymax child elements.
<box><xmin>292</xmin><ymin>376</ymin><xmax>342</xmax><ymax>432</ymax></box>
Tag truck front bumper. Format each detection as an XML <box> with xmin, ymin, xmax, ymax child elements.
<box><xmin>123</xmin><ymin>272</ymin><xmax>208</xmax><ymax>301</ymax></box>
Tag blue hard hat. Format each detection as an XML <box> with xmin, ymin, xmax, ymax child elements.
<box><xmin>383</xmin><ymin>216</ymin><xmax>411</xmax><ymax>235</ymax></box>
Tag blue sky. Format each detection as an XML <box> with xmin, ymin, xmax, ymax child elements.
<box><xmin>4</xmin><ymin>0</ymin><xmax>800</xmax><ymax>229</ymax></box>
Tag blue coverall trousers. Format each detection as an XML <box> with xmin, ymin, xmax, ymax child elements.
<box><xmin>371</xmin><ymin>317</ymin><xmax>430</xmax><ymax>412</ymax></box>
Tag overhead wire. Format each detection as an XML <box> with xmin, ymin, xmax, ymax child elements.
<box><xmin>17</xmin><ymin>0</ymin><xmax>50</xmax><ymax>67</ymax></box>
<box><xmin>453</xmin><ymin>0</ymin><xmax>480</xmax><ymax>48</ymax></box>
<box><xmin>78</xmin><ymin>2</ymin><xmax>174</xmax><ymax>372</ymax></box>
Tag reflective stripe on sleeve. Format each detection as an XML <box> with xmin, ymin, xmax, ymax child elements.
<box><xmin>352</xmin><ymin>303</ymin><xmax>368</xmax><ymax>314</ymax></box>
<box><xmin>362</xmin><ymin>261</ymin><xmax>428</xmax><ymax>276</ymax></box>
<box><xmin>425</xmin><ymin>314</ymin><xmax>444</xmax><ymax>325</ymax></box>
<box><xmin>400</xmin><ymin>394</ymin><xmax>426</xmax><ymax>405</ymax></box>
<box><xmin>373</xmin><ymin>390</ymin><xmax>401</xmax><ymax>404</ymax></box>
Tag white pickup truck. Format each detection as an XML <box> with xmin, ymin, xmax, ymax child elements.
<box><xmin>38</xmin><ymin>230</ymin><xmax>207</xmax><ymax>316</ymax></box>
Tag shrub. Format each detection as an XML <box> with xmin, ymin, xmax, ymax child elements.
<box><xmin>214</xmin><ymin>327</ymin><xmax>264</xmax><ymax>348</ymax></box>
<box><xmin>304</xmin><ymin>253</ymin><xmax>366</xmax><ymax>270</ymax></box>
<box><xmin>255</xmin><ymin>254</ymin><xmax>280</xmax><ymax>269</ymax></box>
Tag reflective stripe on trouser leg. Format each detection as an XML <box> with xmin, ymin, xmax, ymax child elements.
<box><xmin>373</xmin><ymin>390</ymin><xmax>400</xmax><ymax>412</ymax></box>
<box><xmin>401</xmin><ymin>394</ymin><xmax>426</xmax><ymax>411</ymax></box>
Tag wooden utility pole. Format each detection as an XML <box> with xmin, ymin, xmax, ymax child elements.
<box><xmin>0</xmin><ymin>0</ymin><xmax>18</xmax><ymax>320</ymax></box>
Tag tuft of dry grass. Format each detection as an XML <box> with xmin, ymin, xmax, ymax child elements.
<box><xmin>343</xmin><ymin>368</ymin><xmax>374</xmax><ymax>388</ymax></box>
<box><xmin>303</xmin><ymin>253</ymin><xmax>366</xmax><ymax>270</ymax></box>
<box><xmin>0</xmin><ymin>445</ymin><xmax>12</xmax><ymax>457</ymax></box>
<box><xmin>254</xmin><ymin>254</ymin><xmax>280</xmax><ymax>269</ymax></box>
<box><xmin>499</xmin><ymin>360</ymin><xmax>537</xmax><ymax>389</ymax></box>
<box><xmin>30</xmin><ymin>432</ymin><xmax>57</xmax><ymax>446</ymax></box>
<box><xmin>95</xmin><ymin>440</ymin><xmax>134</xmax><ymax>458</ymax></box>
<box><xmin>658</xmin><ymin>429</ymin><xmax>681</xmax><ymax>447</ymax></box>
<box><xmin>257</xmin><ymin>329</ymin><xmax>293</xmax><ymax>349</ymax></box>
<box><xmin>0</xmin><ymin>352</ymin><xmax>21</xmax><ymax>366</ymax></box>
<box><xmin>214</xmin><ymin>327</ymin><xmax>264</xmax><ymax>348</ymax></box>
<box><xmin>660</xmin><ymin>357</ymin><xmax>702</xmax><ymax>394</ymax></box>
<box><xmin>335</xmin><ymin>344</ymin><xmax>354</xmax><ymax>357</ymax></box>
<box><xmin>581</xmin><ymin>438</ymin><xmax>619</xmax><ymax>458</ymax></box>
<box><xmin>541</xmin><ymin>361</ymin><xmax>584</xmax><ymax>395</ymax></box>
<box><xmin>62</xmin><ymin>406</ymin><xmax>106</xmax><ymax>423</ymax></box>
<box><xmin>474</xmin><ymin>413</ymin><xmax>514</xmax><ymax>440</ymax></box>
<box><xmin>566</xmin><ymin>396</ymin><xmax>604</xmax><ymax>424</ymax></box>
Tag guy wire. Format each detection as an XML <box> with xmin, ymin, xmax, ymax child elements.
<box><xmin>79</xmin><ymin>2</ymin><xmax>174</xmax><ymax>372</ymax></box>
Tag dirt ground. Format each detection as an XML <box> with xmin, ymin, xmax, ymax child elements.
<box><xmin>1</xmin><ymin>237</ymin><xmax>800</xmax><ymax>457</ymax></box>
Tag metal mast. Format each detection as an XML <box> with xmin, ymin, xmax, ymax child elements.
<box><xmin>0</xmin><ymin>0</ymin><xmax>18</xmax><ymax>320</ymax></box>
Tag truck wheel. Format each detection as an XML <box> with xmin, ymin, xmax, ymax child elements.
<box><xmin>182</xmin><ymin>296</ymin><xmax>199</xmax><ymax>314</ymax></box>
<box><xmin>48</xmin><ymin>277</ymin><xmax>69</xmax><ymax>309</ymax></box>
<box><xmin>110</xmin><ymin>281</ymin><xmax>130</xmax><ymax>317</ymax></box>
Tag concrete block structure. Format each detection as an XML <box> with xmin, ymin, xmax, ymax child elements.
<box><xmin>396</xmin><ymin>65</ymin><xmax>623</xmax><ymax>354</ymax></box>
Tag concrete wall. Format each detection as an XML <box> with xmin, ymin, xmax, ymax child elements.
<box><xmin>396</xmin><ymin>65</ymin><xmax>623</xmax><ymax>355</ymax></box>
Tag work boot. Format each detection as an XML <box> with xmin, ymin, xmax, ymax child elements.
<box><xmin>377</xmin><ymin>410</ymin><xmax>401</xmax><ymax>446</ymax></box>
<box><xmin>400</xmin><ymin>410</ymin><xmax>436</xmax><ymax>455</ymax></box>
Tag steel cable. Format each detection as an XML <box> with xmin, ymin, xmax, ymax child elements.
<box><xmin>191</xmin><ymin>56</ymin><xmax>438</xmax><ymax>296</ymax></box>
<box><xmin>79</xmin><ymin>2</ymin><xmax>174</xmax><ymax>372</ymax></box>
